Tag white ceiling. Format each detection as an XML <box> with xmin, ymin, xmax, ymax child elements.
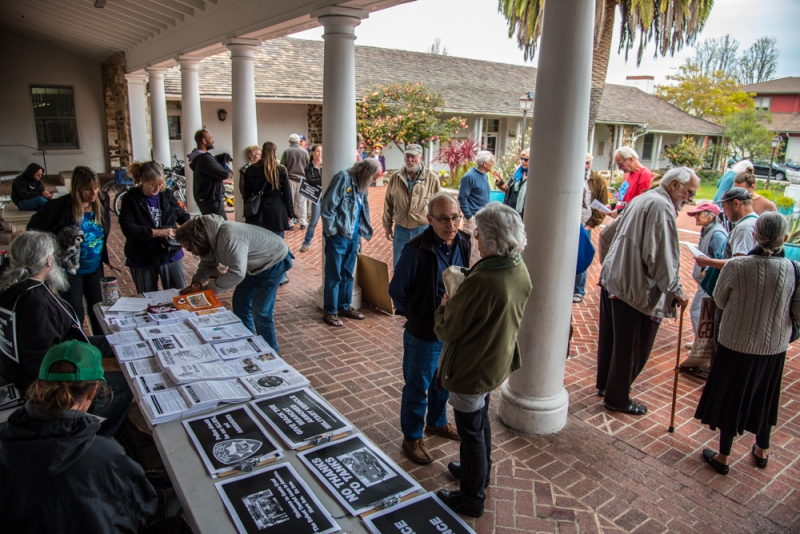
<box><xmin>0</xmin><ymin>0</ymin><xmax>413</xmax><ymax>71</ymax></box>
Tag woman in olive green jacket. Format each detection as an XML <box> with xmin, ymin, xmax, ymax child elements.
<box><xmin>433</xmin><ymin>202</ymin><xmax>532</xmax><ymax>518</ymax></box>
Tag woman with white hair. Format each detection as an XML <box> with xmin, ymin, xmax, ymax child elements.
<box><xmin>433</xmin><ymin>202</ymin><xmax>532</xmax><ymax>517</ymax></box>
<box><xmin>714</xmin><ymin>159</ymin><xmax>754</xmax><ymax>203</ymax></box>
<box><xmin>612</xmin><ymin>146</ymin><xmax>653</xmax><ymax>214</ymax></box>
<box><xmin>695</xmin><ymin>212</ymin><xmax>800</xmax><ymax>475</ymax></box>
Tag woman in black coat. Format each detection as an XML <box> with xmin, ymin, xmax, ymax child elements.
<box><xmin>242</xmin><ymin>141</ymin><xmax>295</xmax><ymax>235</ymax></box>
<box><xmin>11</xmin><ymin>163</ymin><xmax>52</xmax><ymax>212</ymax></box>
<box><xmin>119</xmin><ymin>161</ymin><xmax>191</xmax><ymax>294</ymax></box>
<box><xmin>27</xmin><ymin>166</ymin><xmax>110</xmax><ymax>335</ymax></box>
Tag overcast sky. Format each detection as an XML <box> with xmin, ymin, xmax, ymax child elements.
<box><xmin>293</xmin><ymin>0</ymin><xmax>799</xmax><ymax>87</ymax></box>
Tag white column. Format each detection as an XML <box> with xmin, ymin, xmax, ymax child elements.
<box><xmin>588</xmin><ymin>125</ymin><xmax>596</xmax><ymax>157</ymax></box>
<box><xmin>475</xmin><ymin>117</ymin><xmax>484</xmax><ymax>148</ymax></box>
<box><xmin>179</xmin><ymin>56</ymin><xmax>203</xmax><ymax>215</ymax></box>
<box><xmin>125</xmin><ymin>72</ymin><xmax>150</xmax><ymax>163</ymax></box>
<box><xmin>226</xmin><ymin>38</ymin><xmax>260</xmax><ymax>222</ymax></box>
<box><xmin>312</xmin><ymin>6</ymin><xmax>367</xmax><ymax>310</ymax></box>
<box><xmin>498</xmin><ymin>0</ymin><xmax>595</xmax><ymax>434</ymax></box>
<box><xmin>147</xmin><ymin>66</ymin><xmax>171</xmax><ymax>167</ymax></box>
<box><xmin>652</xmin><ymin>134</ymin><xmax>663</xmax><ymax>170</ymax></box>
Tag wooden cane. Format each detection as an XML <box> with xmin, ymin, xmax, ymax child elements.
<box><xmin>668</xmin><ymin>305</ymin><xmax>686</xmax><ymax>433</ymax></box>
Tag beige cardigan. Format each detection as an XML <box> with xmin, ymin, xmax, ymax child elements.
<box><xmin>715</xmin><ymin>255</ymin><xmax>800</xmax><ymax>355</ymax></box>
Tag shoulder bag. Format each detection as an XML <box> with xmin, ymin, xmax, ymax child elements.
<box><xmin>243</xmin><ymin>178</ymin><xmax>268</xmax><ymax>219</ymax></box>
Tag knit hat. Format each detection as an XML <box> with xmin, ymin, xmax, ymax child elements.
<box><xmin>39</xmin><ymin>341</ymin><xmax>105</xmax><ymax>383</ymax></box>
<box><xmin>687</xmin><ymin>202</ymin><xmax>721</xmax><ymax>216</ymax></box>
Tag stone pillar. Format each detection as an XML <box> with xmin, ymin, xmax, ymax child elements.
<box><xmin>101</xmin><ymin>52</ymin><xmax>131</xmax><ymax>170</ymax></box>
<box><xmin>312</xmin><ymin>6</ymin><xmax>367</xmax><ymax>310</ymax></box>
<box><xmin>226</xmin><ymin>38</ymin><xmax>260</xmax><ymax>222</ymax></box>
<box><xmin>147</xmin><ymin>66</ymin><xmax>171</xmax><ymax>167</ymax></box>
<box><xmin>498</xmin><ymin>0</ymin><xmax>594</xmax><ymax>434</ymax></box>
<box><xmin>125</xmin><ymin>73</ymin><xmax>149</xmax><ymax>163</ymax></box>
<box><xmin>179</xmin><ymin>56</ymin><xmax>203</xmax><ymax>215</ymax></box>
<box><xmin>307</xmin><ymin>104</ymin><xmax>323</xmax><ymax>145</ymax></box>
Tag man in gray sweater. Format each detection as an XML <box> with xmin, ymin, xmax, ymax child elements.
<box><xmin>597</xmin><ymin>167</ymin><xmax>697</xmax><ymax>416</ymax></box>
<box><xmin>281</xmin><ymin>134</ymin><xmax>310</xmax><ymax>230</ymax></box>
<box><xmin>176</xmin><ymin>215</ymin><xmax>293</xmax><ymax>353</ymax></box>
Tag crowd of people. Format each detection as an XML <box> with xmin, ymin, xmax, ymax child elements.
<box><xmin>1</xmin><ymin>131</ymin><xmax>797</xmax><ymax>526</ymax></box>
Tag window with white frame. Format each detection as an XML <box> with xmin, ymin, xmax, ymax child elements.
<box><xmin>754</xmin><ymin>96</ymin><xmax>771</xmax><ymax>110</ymax></box>
<box><xmin>31</xmin><ymin>86</ymin><xmax>79</xmax><ymax>149</ymax></box>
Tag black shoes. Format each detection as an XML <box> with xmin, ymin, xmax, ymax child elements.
<box><xmin>436</xmin><ymin>489</ymin><xmax>484</xmax><ymax>518</ymax></box>
<box><xmin>702</xmin><ymin>449</ymin><xmax>729</xmax><ymax>475</ymax></box>
<box><xmin>447</xmin><ymin>461</ymin><xmax>490</xmax><ymax>488</ymax></box>
<box><xmin>604</xmin><ymin>399</ymin><xmax>647</xmax><ymax>416</ymax></box>
<box><xmin>751</xmin><ymin>444</ymin><xmax>769</xmax><ymax>469</ymax></box>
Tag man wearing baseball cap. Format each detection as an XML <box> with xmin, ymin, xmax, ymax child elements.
<box><xmin>686</xmin><ymin>202</ymin><xmax>727</xmax><ymax>342</ymax></box>
<box><xmin>382</xmin><ymin>143</ymin><xmax>441</xmax><ymax>267</ymax></box>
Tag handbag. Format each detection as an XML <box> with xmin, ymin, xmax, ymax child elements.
<box><xmin>790</xmin><ymin>260</ymin><xmax>800</xmax><ymax>343</ymax></box>
<box><xmin>160</xmin><ymin>237</ymin><xmax>182</xmax><ymax>255</ymax></box>
<box><xmin>243</xmin><ymin>179</ymin><xmax>267</xmax><ymax>219</ymax></box>
<box><xmin>576</xmin><ymin>226</ymin><xmax>595</xmax><ymax>274</ymax></box>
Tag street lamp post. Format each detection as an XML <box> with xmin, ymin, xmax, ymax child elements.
<box><xmin>519</xmin><ymin>92</ymin><xmax>534</xmax><ymax>149</ymax></box>
<box><xmin>767</xmin><ymin>135</ymin><xmax>782</xmax><ymax>188</ymax></box>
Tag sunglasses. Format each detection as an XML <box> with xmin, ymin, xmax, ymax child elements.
<box><xmin>520</xmin><ymin>157</ymin><xmax>529</xmax><ymax>162</ymax></box>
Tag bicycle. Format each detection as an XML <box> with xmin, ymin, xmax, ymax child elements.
<box><xmin>101</xmin><ymin>168</ymin><xmax>133</xmax><ymax>216</ymax></box>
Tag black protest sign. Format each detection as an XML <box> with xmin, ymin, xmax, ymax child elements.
<box><xmin>215</xmin><ymin>463</ymin><xmax>339</xmax><ymax>534</ymax></box>
<box><xmin>363</xmin><ymin>493</ymin><xmax>475</xmax><ymax>534</ymax></box>
<box><xmin>0</xmin><ymin>306</ymin><xmax>18</xmax><ymax>363</ymax></box>
<box><xmin>251</xmin><ymin>388</ymin><xmax>352</xmax><ymax>449</ymax></box>
<box><xmin>298</xmin><ymin>434</ymin><xmax>420</xmax><ymax>515</ymax></box>
<box><xmin>183</xmin><ymin>405</ymin><xmax>282</xmax><ymax>477</ymax></box>
<box><xmin>298</xmin><ymin>177</ymin><xmax>322</xmax><ymax>204</ymax></box>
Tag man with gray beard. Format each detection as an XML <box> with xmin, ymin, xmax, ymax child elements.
<box><xmin>0</xmin><ymin>231</ymin><xmax>132</xmax><ymax>437</ymax></box>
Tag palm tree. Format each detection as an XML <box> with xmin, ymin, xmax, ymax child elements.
<box><xmin>499</xmin><ymin>0</ymin><xmax>714</xmax><ymax>140</ymax></box>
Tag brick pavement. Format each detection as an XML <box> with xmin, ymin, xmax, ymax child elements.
<box><xmin>88</xmin><ymin>185</ymin><xmax>800</xmax><ymax>532</ymax></box>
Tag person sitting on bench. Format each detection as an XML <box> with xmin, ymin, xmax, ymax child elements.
<box><xmin>11</xmin><ymin>163</ymin><xmax>52</xmax><ymax>212</ymax></box>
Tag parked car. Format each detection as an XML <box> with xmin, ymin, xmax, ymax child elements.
<box><xmin>780</xmin><ymin>161</ymin><xmax>800</xmax><ymax>172</ymax></box>
<box><xmin>753</xmin><ymin>160</ymin><xmax>786</xmax><ymax>181</ymax></box>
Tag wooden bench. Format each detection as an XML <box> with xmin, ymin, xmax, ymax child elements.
<box><xmin>1</xmin><ymin>202</ymin><xmax>36</xmax><ymax>233</ymax></box>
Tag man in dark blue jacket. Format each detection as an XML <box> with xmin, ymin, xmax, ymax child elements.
<box><xmin>458</xmin><ymin>151</ymin><xmax>494</xmax><ymax>266</ymax></box>
<box><xmin>389</xmin><ymin>193</ymin><xmax>470</xmax><ymax>464</ymax></box>
<box><xmin>187</xmin><ymin>129</ymin><xmax>231</xmax><ymax>217</ymax></box>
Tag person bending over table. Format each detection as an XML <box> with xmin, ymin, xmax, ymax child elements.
<box><xmin>28</xmin><ymin>165</ymin><xmax>111</xmax><ymax>335</ymax></box>
<box><xmin>119</xmin><ymin>161</ymin><xmax>191</xmax><ymax>294</ymax></box>
<box><xmin>0</xmin><ymin>231</ymin><xmax>132</xmax><ymax>438</ymax></box>
<box><xmin>176</xmin><ymin>215</ymin><xmax>293</xmax><ymax>354</ymax></box>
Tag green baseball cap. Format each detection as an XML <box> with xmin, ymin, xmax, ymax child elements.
<box><xmin>39</xmin><ymin>341</ymin><xmax>106</xmax><ymax>383</ymax></box>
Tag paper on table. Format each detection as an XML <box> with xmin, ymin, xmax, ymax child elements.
<box><xmin>108</xmin><ymin>297</ymin><xmax>150</xmax><ymax>313</ymax></box>
<box><xmin>143</xmin><ymin>288</ymin><xmax>181</xmax><ymax>306</ymax></box>
<box><xmin>681</xmin><ymin>241</ymin><xmax>707</xmax><ymax>258</ymax></box>
<box><xmin>590</xmin><ymin>199</ymin><xmax>612</xmax><ymax>214</ymax></box>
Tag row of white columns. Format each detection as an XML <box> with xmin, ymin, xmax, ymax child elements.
<box><xmin>124</xmin><ymin>1</ymin><xmax>594</xmax><ymax>435</ymax></box>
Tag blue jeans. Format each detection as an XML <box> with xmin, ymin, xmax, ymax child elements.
<box><xmin>393</xmin><ymin>224</ymin><xmax>427</xmax><ymax>268</ymax></box>
<box><xmin>323</xmin><ymin>232</ymin><xmax>359</xmax><ymax>315</ymax></box>
<box><xmin>400</xmin><ymin>330</ymin><xmax>449</xmax><ymax>440</ymax></box>
<box><xmin>16</xmin><ymin>196</ymin><xmax>48</xmax><ymax>212</ymax></box>
<box><xmin>303</xmin><ymin>202</ymin><xmax>321</xmax><ymax>246</ymax></box>
<box><xmin>574</xmin><ymin>270</ymin><xmax>588</xmax><ymax>296</ymax></box>
<box><xmin>232</xmin><ymin>252</ymin><xmax>293</xmax><ymax>353</ymax></box>
<box><xmin>275</xmin><ymin>231</ymin><xmax>288</xmax><ymax>283</ymax></box>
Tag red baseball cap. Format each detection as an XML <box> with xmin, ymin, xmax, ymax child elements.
<box><xmin>687</xmin><ymin>202</ymin><xmax>721</xmax><ymax>216</ymax></box>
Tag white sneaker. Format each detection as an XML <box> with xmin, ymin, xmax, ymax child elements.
<box><xmin>572</xmin><ymin>294</ymin><xmax>583</xmax><ymax>303</ymax></box>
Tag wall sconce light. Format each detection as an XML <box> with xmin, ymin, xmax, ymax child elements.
<box><xmin>217</xmin><ymin>109</ymin><xmax>228</xmax><ymax>122</ymax></box>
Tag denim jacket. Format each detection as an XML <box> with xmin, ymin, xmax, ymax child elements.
<box><xmin>320</xmin><ymin>169</ymin><xmax>373</xmax><ymax>240</ymax></box>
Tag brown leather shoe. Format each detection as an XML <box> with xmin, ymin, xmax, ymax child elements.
<box><xmin>402</xmin><ymin>438</ymin><xmax>433</xmax><ymax>464</ymax></box>
<box><xmin>425</xmin><ymin>423</ymin><xmax>461</xmax><ymax>441</ymax></box>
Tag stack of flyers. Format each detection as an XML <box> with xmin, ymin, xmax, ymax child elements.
<box><xmin>148</xmin><ymin>309</ymin><xmax>194</xmax><ymax>325</ymax></box>
<box><xmin>179</xmin><ymin>379</ymin><xmax>252</xmax><ymax>411</ymax></box>
<box><xmin>106</xmin><ymin>330</ymin><xmax>144</xmax><ymax>345</ymax></box>
<box><xmin>172</xmin><ymin>290</ymin><xmax>222</xmax><ymax>312</ymax></box>
<box><xmin>0</xmin><ymin>383</ymin><xmax>22</xmax><ymax>408</ymax></box>
<box><xmin>194</xmin><ymin>307</ymin><xmax>226</xmax><ymax>316</ymax></box>
<box><xmin>143</xmin><ymin>288</ymin><xmax>181</xmax><ymax>306</ymax></box>
<box><xmin>148</xmin><ymin>332</ymin><xmax>204</xmax><ymax>352</ymax></box>
<box><xmin>213</xmin><ymin>336</ymin><xmax>274</xmax><ymax>360</ymax></box>
<box><xmin>125</xmin><ymin>358</ymin><xmax>162</xmax><ymax>377</ymax></box>
<box><xmin>138</xmin><ymin>323</ymin><xmax>194</xmax><ymax>339</ymax></box>
<box><xmin>141</xmin><ymin>389</ymin><xmax>201</xmax><ymax>425</ymax></box>
<box><xmin>187</xmin><ymin>311</ymin><xmax>242</xmax><ymax>330</ymax></box>
<box><xmin>238</xmin><ymin>367</ymin><xmax>309</xmax><ymax>399</ymax></box>
<box><xmin>225</xmin><ymin>353</ymin><xmax>287</xmax><ymax>377</ymax></box>
<box><xmin>165</xmin><ymin>361</ymin><xmax>235</xmax><ymax>384</ymax></box>
<box><xmin>132</xmin><ymin>373</ymin><xmax>176</xmax><ymax>397</ymax></box>
<box><xmin>111</xmin><ymin>341</ymin><xmax>155</xmax><ymax>362</ymax></box>
<box><xmin>195</xmin><ymin>323</ymin><xmax>254</xmax><ymax>344</ymax></box>
<box><xmin>156</xmin><ymin>344</ymin><xmax>220</xmax><ymax>368</ymax></box>
<box><xmin>104</xmin><ymin>315</ymin><xmax>152</xmax><ymax>331</ymax></box>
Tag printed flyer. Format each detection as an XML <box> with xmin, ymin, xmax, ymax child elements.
<box><xmin>363</xmin><ymin>493</ymin><xmax>475</xmax><ymax>534</ymax></box>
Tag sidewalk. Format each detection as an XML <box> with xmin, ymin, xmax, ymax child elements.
<box><xmin>100</xmin><ymin>186</ymin><xmax>799</xmax><ymax>533</ymax></box>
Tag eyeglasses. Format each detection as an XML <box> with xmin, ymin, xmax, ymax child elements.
<box><xmin>432</xmin><ymin>215</ymin><xmax>462</xmax><ymax>225</ymax></box>
<box><xmin>520</xmin><ymin>157</ymin><xmax>529</xmax><ymax>162</ymax></box>
<box><xmin>685</xmin><ymin>186</ymin><xmax>697</xmax><ymax>199</ymax></box>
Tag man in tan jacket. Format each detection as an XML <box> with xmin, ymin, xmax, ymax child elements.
<box><xmin>383</xmin><ymin>144</ymin><xmax>441</xmax><ymax>267</ymax></box>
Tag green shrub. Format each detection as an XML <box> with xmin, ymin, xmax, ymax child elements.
<box><xmin>696</xmin><ymin>170</ymin><xmax>721</xmax><ymax>184</ymax></box>
<box><xmin>756</xmin><ymin>189</ymin><xmax>774</xmax><ymax>201</ymax></box>
<box><xmin>775</xmin><ymin>195</ymin><xmax>795</xmax><ymax>211</ymax></box>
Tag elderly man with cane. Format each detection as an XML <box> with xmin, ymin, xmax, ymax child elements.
<box><xmin>596</xmin><ymin>167</ymin><xmax>697</xmax><ymax>415</ymax></box>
